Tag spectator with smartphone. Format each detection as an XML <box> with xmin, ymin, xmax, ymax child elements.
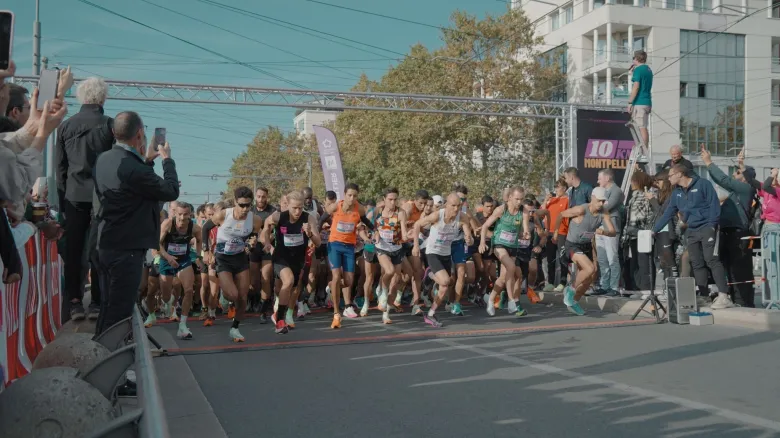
<box><xmin>4</xmin><ymin>83</ymin><xmax>30</xmax><ymax>129</ymax></box>
<box><xmin>93</xmin><ymin>111</ymin><xmax>179</xmax><ymax>335</ymax></box>
<box><xmin>55</xmin><ymin>76</ymin><xmax>112</xmax><ymax>322</ymax></box>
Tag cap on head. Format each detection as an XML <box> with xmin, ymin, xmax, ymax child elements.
<box><xmin>592</xmin><ymin>187</ymin><xmax>608</xmax><ymax>201</ymax></box>
<box><xmin>432</xmin><ymin>195</ymin><xmax>443</xmax><ymax>206</ymax></box>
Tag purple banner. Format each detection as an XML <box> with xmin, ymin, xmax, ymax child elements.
<box><xmin>313</xmin><ymin>125</ymin><xmax>346</xmax><ymax>200</ymax></box>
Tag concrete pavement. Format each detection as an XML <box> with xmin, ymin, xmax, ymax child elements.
<box><xmin>149</xmin><ymin>301</ymin><xmax>780</xmax><ymax>438</ymax></box>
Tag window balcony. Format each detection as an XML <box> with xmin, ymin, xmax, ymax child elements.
<box><xmin>774</xmin><ymin>100</ymin><xmax>780</xmax><ymax>117</ymax></box>
<box><xmin>584</xmin><ymin>45</ymin><xmax>634</xmax><ymax>74</ymax></box>
<box><xmin>773</xmin><ymin>57</ymin><xmax>780</xmax><ymax>74</ymax></box>
<box><xmin>772</xmin><ymin>141</ymin><xmax>780</xmax><ymax>153</ymax></box>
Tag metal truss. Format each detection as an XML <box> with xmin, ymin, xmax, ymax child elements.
<box><xmin>13</xmin><ymin>75</ymin><xmax>621</xmax><ymax>119</ymax></box>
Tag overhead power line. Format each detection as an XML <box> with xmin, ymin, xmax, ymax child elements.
<box><xmin>72</xmin><ymin>0</ymin><xmax>310</xmax><ymax>89</ymax></box>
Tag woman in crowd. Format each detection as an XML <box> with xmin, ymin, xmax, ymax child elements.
<box><xmin>622</xmin><ymin>171</ymin><xmax>655</xmax><ymax>293</ymax></box>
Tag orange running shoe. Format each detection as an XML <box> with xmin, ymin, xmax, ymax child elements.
<box><xmin>227</xmin><ymin>305</ymin><xmax>236</xmax><ymax>320</ymax></box>
<box><xmin>527</xmin><ymin>287</ymin><xmax>541</xmax><ymax>304</ymax></box>
<box><xmin>204</xmin><ymin>317</ymin><xmax>214</xmax><ymax>327</ymax></box>
<box><xmin>331</xmin><ymin>313</ymin><xmax>342</xmax><ymax>329</ymax></box>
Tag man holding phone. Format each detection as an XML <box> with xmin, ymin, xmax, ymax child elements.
<box><xmin>55</xmin><ymin>76</ymin><xmax>112</xmax><ymax>322</ymax></box>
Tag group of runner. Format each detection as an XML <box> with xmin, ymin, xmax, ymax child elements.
<box><xmin>138</xmin><ymin>182</ymin><xmax>613</xmax><ymax>342</ymax></box>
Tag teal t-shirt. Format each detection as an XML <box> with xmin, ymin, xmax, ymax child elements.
<box><xmin>631</xmin><ymin>64</ymin><xmax>653</xmax><ymax>107</ymax></box>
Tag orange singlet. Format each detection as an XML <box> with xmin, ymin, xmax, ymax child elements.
<box><xmin>328</xmin><ymin>200</ymin><xmax>361</xmax><ymax>245</ymax></box>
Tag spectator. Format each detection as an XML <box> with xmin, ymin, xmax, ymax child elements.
<box><xmin>563</xmin><ymin>167</ymin><xmax>593</xmax><ymax>207</ymax></box>
<box><xmin>701</xmin><ymin>144</ymin><xmax>756</xmax><ymax>307</ymax></box>
<box><xmin>93</xmin><ymin>111</ymin><xmax>179</xmax><ymax>335</ymax></box>
<box><xmin>622</xmin><ymin>172</ymin><xmax>655</xmax><ymax>293</ymax></box>
<box><xmin>661</xmin><ymin>145</ymin><xmax>694</xmax><ymax>172</ymax></box>
<box><xmin>56</xmin><ymin>77</ymin><xmax>114</xmax><ymax>321</ymax></box>
<box><xmin>594</xmin><ymin>168</ymin><xmax>624</xmax><ymax>295</ymax></box>
<box><xmin>653</xmin><ymin>163</ymin><xmax>733</xmax><ymax>309</ymax></box>
<box><xmin>4</xmin><ymin>83</ymin><xmax>30</xmax><ymax>128</ymax></box>
<box><xmin>628</xmin><ymin>50</ymin><xmax>653</xmax><ymax>148</ymax></box>
<box><xmin>759</xmin><ymin>169</ymin><xmax>779</xmax><ymax>304</ymax></box>
<box><xmin>647</xmin><ymin>169</ymin><xmax>680</xmax><ymax>281</ymax></box>
<box><xmin>541</xmin><ymin>178</ymin><xmax>569</xmax><ymax>292</ymax></box>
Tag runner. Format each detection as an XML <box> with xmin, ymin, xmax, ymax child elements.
<box><xmin>248</xmin><ymin>187</ymin><xmax>277</xmax><ymax>321</ymax></box>
<box><xmin>374</xmin><ymin>187</ymin><xmax>409</xmax><ymax>324</ymax></box>
<box><xmin>473</xmin><ymin>196</ymin><xmax>497</xmax><ymax>303</ymax></box>
<box><xmin>156</xmin><ymin>202</ymin><xmax>202</xmax><ymax>339</ymax></box>
<box><xmin>478</xmin><ymin>187</ymin><xmax>531</xmax><ymax>317</ymax></box>
<box><xmin>200</xmin><ymin>201</ymin><xmax>226</xmax><ymax>327</ymax></box>
<box><xmin>553</xmin><ymin>187</ymin><xmax>616</xmax><ymax>316</ymax></box>
<box><xmin>211</xmin><ymin>187</ymin><xmax>263</xmax><ymax>342</ymax></box>
<box><xmin>261</xmin><ymin>190</ymin><xmax>321</xmax><ymax>334</ymax></box>
<box><xmin>412</xmin><ymin>193</ymin><xmax>473</xmax><ymax>328</ymax></box>
<box><xmin>402</xmin><ymin>189</ymin><xmax>429</xmax><ymax>315</ymax></box>
<box><xmin>325</xmin><ymin>183</ymin><xmax>369</xmax><ymax>329</ymax></box>
<box><xmin>450</xmin><ymin>185</ymin><xmax>481</xmax><ymax>316</ymax></box>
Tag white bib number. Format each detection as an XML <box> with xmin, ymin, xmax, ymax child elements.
<box><xmin>431</xmin><ymin>231</ymin><xmax>455</xmax><ymax>251</ymax></box>
<box><xmin>223</xmin><ymin>238</ymin><xmax>245</xmax><ymax>254</ymax></box>
<box><xmin>336</xmin><ymin>221</ymin><xmax>355</xmax><ymax>234</ymax></box>
<box><xmin>518</xmin><ymin>239</ymin><xmax>531</xmax><ymax>248</ymax></box>
<box><xmin>167</xmin><ymin>242</ymin><xmax>187</xmax><ymax>256</ymax></box>
<box><xmin>379</xmin><ymin>229</ymin><xmax>395</xmax><ymax>243</ymax></box>
<box><xmin>283</xmin><ymin>233</ymin><xmax>304</xmax><ymax>247</ymax></box>
<box><xmin>498</xmin><ymin>231</ymin><xmax>516</xmax><ymax>244</ymax></box>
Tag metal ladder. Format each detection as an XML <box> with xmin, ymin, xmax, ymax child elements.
<box><xmin>620</xmin><ymin>120</ymin><xmax>649</xmax><ymax>203</ymax></box>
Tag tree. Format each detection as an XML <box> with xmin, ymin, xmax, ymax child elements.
<box><xmin>332</xmin><ymin>8</ymin><xmax>566</xmax><ymax>199</ymax></box>
<box><xmin>225</xmin><ymin>127</ymin><xmax>325</xmax><ymax>202</ymax></box>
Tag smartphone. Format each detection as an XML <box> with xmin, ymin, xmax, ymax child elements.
<box><xmin>0</xmin><ymin>11</ymin><xmax>14</xmax><ymax>70</ymax></box>
<box><xmin>153</xmin><ymin>128</ymin><xmax>166</xmax><ymax>150</ymax></box>
<box><xmin>37</xmin><ymin>68</ymin><xmax>60</xmax><ymax>111</ymax></box>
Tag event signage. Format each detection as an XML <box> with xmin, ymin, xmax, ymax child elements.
<box><xmin>576</xmin><ymin>110</ymin><xmax>633</xmax><ymax>186</ymax></box>
<box><xmin>313</xmin><ymin>125</ymin><xmax>346</xmax><ymax>200</ymax></box>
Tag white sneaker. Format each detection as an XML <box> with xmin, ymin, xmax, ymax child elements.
<box><xmin>394</xmin><ymin>293</ymin><xmax>403</xmax><ymax>307</ymax></box>
<box><xmin>297</xmin><ymin>305</ymin><xmax>306</xmax><ymax>319</ymax></box>
<box><xmin>303</xmin><ymin>302</ymin><xmax>311</xmax><ymax>315</ymax></box>
<box><xmin>229</xmin><ymin>327</ymin><xmax>245</xmax><ymax>342</ymax></box>
<box><xmin>177</xmin><ymin>326</ymin><xmax>193</xmax><ymax>340</ymax></box>
<box><xmin>378</xmin><ymin>291</ymin><xmax>388</xmax><ymax>312</ymax></box>
<box><xmin>360</xmin><ymin>303</ymin><xmax>369</xmax><ymax>317</ymax></box>
<box><xmin>411</xmin><ymin>304</ymin><xmax>422</xmax><ymax>316</ymax></box>
<box><xmin>554</xmin><ymin>284</ymin><xmax>565</xmax><ymax>292</ymax></box>
<box><xmin>445</xmin><ymin>303</ymin><xmax>452</xmax><ymax>312</ymax></box>
<box><xmin>382</xmin><ymin>311</ymin><xmax>392</xmax><ymax>324</ymax></box>
<box><xmin>343</xmin><ymin>306</ymin><xmax>359</xmax><ymax>318</ymax></box>
<box><xmin>508</xmin><ymin>300</ymin><xmax>518</xmax><ymax>314</ymax></box>
<box><xmin>710</xmin><ymin>294</ymin><xmax>735</xmax><ymax>310</ymax></box>
<box><xmin>486</xmin><ymin>299</ymin><xmax>496</xmax><ymax>317</ymax></box>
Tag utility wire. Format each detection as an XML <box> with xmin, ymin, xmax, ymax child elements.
<box><xmin>73</xmin><ymin>0</ymin><xmax>310</xmax><ymax>89</ymax></box>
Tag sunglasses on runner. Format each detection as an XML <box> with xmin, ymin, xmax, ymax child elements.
<box><xmin>237</xmin><ymin>202</ymin><xmax>252</xmax><ymax>208</ymax></box>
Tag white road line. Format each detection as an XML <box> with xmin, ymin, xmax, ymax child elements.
<box><xmin>376</xmin><ymin>358</ymin><xmax>445</xmax><ymax>370</ymax></box>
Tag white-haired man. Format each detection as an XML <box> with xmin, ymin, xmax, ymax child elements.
<box><xmin>662</xmin><ymin>145</ymin><xmax>694</xmax><ymax>172</ymax></box>
<box><xmin>55</xmin><ymin>77</ymin><xmax>114</xmax><ymax>322</ymax></box>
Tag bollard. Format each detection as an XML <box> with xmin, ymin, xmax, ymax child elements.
<box><xmin>56</xmin><ymin>318</ymin><xmax>98</xmax><ymax>339</ymax></box>
<box><xmin>0</xmin><ymin>367</ymin><xmax>115</xmax><ymax>438</ymax></box>
<box><xmin>33</xmin><ymin>333</ymin><xmax>111</xmax><ymax>374</ymax></box>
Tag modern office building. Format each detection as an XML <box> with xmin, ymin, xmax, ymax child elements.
<box><xmin>516</xmin><ymin>0</ymin><xmax>780</xmax><ymax>179</ymax></box>
<box><xmin>293</xmin><ymin>109</ymin><xmax>339</xmax><ymax>137</ymax></box>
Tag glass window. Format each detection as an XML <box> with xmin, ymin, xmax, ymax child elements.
<box><xmin>680</xmin><ymin>82</ymin><xmax>688</xmax><ymax>97</ymax></box>
<box><xmin>551</xmin><ymin>11</ymin><xmax>560</xmax><ymax>30</ymax></box>
<box><xmin>698</xmin><ymin>83</ymin><xmax>707</xmax><ymax>98</ymax></box>
<box><xmin>565</xmin><ymin>5</ymin><xmax>573</xmax><ymax>23</ymax></box>
<box><xmin>736</xmin><ymin>35</ymin><xmax>745</xmax><ymax>56</ymax></box>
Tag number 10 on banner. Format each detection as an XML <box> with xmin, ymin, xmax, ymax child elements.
<box><xmin>585</xmin><ymin>139</ymin><xmax>634</xmax><ymax>160</ymax></box>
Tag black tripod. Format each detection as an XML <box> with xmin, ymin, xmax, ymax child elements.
<box><xmin>630</xmin><ymin>238</ymin><xmax>666</xmax><ymax>323</ymax></box>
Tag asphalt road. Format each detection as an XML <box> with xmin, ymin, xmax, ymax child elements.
<box><xmin>148</xmin><ymin>301</ymin><xmax>780</xmax><ymax>438</ymax></box>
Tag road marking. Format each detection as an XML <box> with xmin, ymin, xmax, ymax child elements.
<box><xmin>376</xmin><ymin>358</ymin><xmax>445</xmax><ymax>370</ymax></box>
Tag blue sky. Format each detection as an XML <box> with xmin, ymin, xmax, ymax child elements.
<box><xmin>8</xmin><ymin>0</ymin><xmax>506</xmax><ymax>204</ymax></box>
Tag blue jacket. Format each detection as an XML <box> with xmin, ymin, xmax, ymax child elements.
<box><xmin>652</xmin><ymin>175</ymin><xmax>719</xmax><ymax>233</ymax></box>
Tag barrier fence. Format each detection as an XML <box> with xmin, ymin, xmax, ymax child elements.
<box><xmin>0</xmin><ymin>230</ymin><xmax>62</xmax><ymax>389</ymax></box>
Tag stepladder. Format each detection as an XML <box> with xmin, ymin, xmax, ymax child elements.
<box><xmin>620</xmin><ymin>119</ymin><xmax>650</xmax><ymax>201</ymax></box>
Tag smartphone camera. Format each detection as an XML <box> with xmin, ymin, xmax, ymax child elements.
<box><xmin>153</xmin><ymin>128</ymin><xmax>166</xmax><ymax>151</ymax></box>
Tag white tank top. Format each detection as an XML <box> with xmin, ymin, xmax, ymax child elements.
<box><xmin>426</xmin><ymin>210</ymin><xmax>461</xmax><ymax>256</ymax></box>
<box><xmin>215</xmin><ymin>208</ymin><xmax>254</xmax><ymax>255</ymax></box>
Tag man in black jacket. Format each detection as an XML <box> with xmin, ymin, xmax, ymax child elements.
<box><xmin>93</xmin><ymin>111</ymin><xmax>179</xmax><ymax>335</ymax></box>
<box><xmin>661</xmin><ymin>145</ymin><xmax>694</xmax><ymax>172</ymax></box>
<box><xmin>55</xmin><ymin>77</ymin><xmax>114</xmax><ymax>321</ymax></box>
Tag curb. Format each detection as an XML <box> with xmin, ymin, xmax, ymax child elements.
<box><xmin>536</xmin><ymin>291</ymin><xmax>780</xmax><ymax>331</ymax></box>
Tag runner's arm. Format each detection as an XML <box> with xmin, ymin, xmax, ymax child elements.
<box><xmin>193</xmin><ymin>224</ymin><xmax>202</xmax><ymax>260</ymax></box>
<box><xmin>158</xmin><ymin>219</ymin><xmax>173</xmax><ymax>260</ymax></box>
<box><xmin>480</xmin><ymin>205</ymin><xmax>505</xmax><ymax>247</ymax></box>
<box><xmin>260</xmin><ymin>212</ymin><xmax>279</xmax><ymax>252</ymax></box>
<box><xmin>398</xmin><ymin>209</ymin><xmax>409</xmax><ymax>244</ymax></box>
<box><xmin>413</xmin><ymin>211</ymin><xmax>440</xmax><ymax>249</ymax></box>
<box><xmin>461</xmin><ymin>221</ymin><xmax>474</xmax><ymax>246</ymax></box>
<box><xmin>597</xmin><ymin>213</ymin><xmax>617</xmax><ymax>237</ymax></box>
<box><xmin>307</xmin><ymin>213</ymin><xmax>322</xmax><ymax>247</ymax></box>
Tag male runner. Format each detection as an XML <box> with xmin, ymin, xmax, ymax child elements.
<box><xmin>479</xmin><ymin>187</ymin><xmax>531</xmax><ymax>317</ymax></box>
<box><xmin>450</xmin><ymin>185</ymin><xmax>481</xmax><ymax>316</ymax></box>
<box><xmin>325</xmin><ymin>183</ymin><xmax>368</xmax><ymax>328</ymax></box>
<box><xmin>374</xmin><ymin>187</ymin><xmax>409</xmax><ymax>324</ymax></box>
<box><xmin>248</xmin><ymin>187</ymin><xmax>277</xmax><ymax>321</ymax></box>
<box><xmin>412</xmin><ymin>193</ymin><xmax>473</xmax><ymax>328</ymax></box>
<box><xmin>402</xmin><ymin>190</ymin><xmax>429</xmax><ymax>315</ymax></box>
<box><xmin>200</xmin><ymin>201</ymin><xmax>227</xmax><ymax>326</ymax></box>
<box><xmin>157</xmin><ymin>202</ymin><xmax>202</xmax><ymax>339</ymax></box>
<box><xmin>261</xmin><ymin>190</ymin><xmax>321</xmax><ymax>334</ymax></box>
<box><xmin>553</xmin><ymin>187</ymin><xmax>616</xmax><ymax>316</ymax></box>
<box><xmin>474</xmin><ymin>196</ymin><xmax>497</xmax><ymax>303</ymax></box>
<box><xmin>211</xmin><ymin>186</ymin><xmax>263</xmax><ymax>341</ymax></box>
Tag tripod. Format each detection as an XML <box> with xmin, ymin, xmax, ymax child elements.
<box><xmin>630</xmin><ymin>231</ymin><xmax>667</xmax><ymax>323</ymax></box>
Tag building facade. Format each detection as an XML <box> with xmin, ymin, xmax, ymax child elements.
<box><xmin>293</xmin><ymin>109</ymin><xmax>339</xmax><ymax>137</ymax></box>
<box><xmin>517</xmin><ymin>0</ymin><xmax>780</xmax><ymax>180</ymax></box>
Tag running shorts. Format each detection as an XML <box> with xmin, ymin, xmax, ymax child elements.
<box><xmin>273</xmin><ymin>258</ymin><xmax>304</xmax><ymax>288</ymax></box>
<box><xmin>426</xmin><ymin>253</ymin><xmax>452</xmax><ymax>276</ymax></box>
<box><xmin>249</xmin><ymin>245</ymin><xmax>273</xmax><ymax>263</ymax></box>
<box><xmin>328</xmin><ymin>241</ymin><xmax>356</xmax><ymax>273</ymax></box>
<box><xmin>450</xmin><ymin>239</ymin><xmax>468</xmax><ymax>265</ymax></box>
<box><xmin>493</xmin><ymin>244</ymin><xmax>519</xmax><ymax>259</ymax></box>
<box><xmin>216</xmin><ymin>253</ymin><xmax>250</xmax><ymax>275</ymax></box>
<box><xmin>159</xmin><ymin>256</ymin><xmax>193</xmax><ymax>277</ymax></box>
<box><xmin>376</xmin><ymin>247</ymin><xmax>404</xmax><ymax>266</ymax></box>
<box><xmin>563</xmin><ymin>240</ymin><xmax>594</xmax><ymax>264</ymax></box>
<box><xmin>402</xmin><ymin>242</ymin><xmax>414</xmax><ymax>258</ymax></box>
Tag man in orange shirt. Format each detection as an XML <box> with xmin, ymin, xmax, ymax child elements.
<box><xmin>540</xmin><ymin>179</ymin><xmax>570</xmax><ymax>292</ymax></box>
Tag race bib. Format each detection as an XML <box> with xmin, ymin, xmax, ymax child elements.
<box><xmin>431</xmin><ymin>231</ymin><xmax>455</xmax><ymax>251</ymax></box>
<box><xmin>283</xmin><ymin>233</ymin><xmax>304</xmax><ymax>247</ymax></box>
<box><xmin>379</xmin><ymin>229</ymin><xmax>395</xmax><ymax>242</ymax></box>
<box><xmin>223</xmin><ymin>238</ymin><xmax>245</xmax><ymax>255</ymax></box>
<box><xmin>336</xmin><ymin>221</ymin><xmax>355</xmax><ymax>234</ymax></box>
<box><xmin>167</xmin><ymin>242</ymin><xmax>187</xmax><ymax>256</ymax></box>
<box><xmin>518</xmin><ymin>239</ymin><xmax>531</xmax><ymax>248</ymax></box>
<box><xmin>498</xmin><ymin>231</ymin><xmax>516</xmax><ymax>244</ymax></box>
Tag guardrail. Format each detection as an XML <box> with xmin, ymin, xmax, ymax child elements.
<box><xmin>132</xmin><ymin>308</ymin><xmax>170</xmax><ymax>438</ymax></box>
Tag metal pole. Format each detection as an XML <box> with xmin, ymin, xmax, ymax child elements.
<box><xmin>307</xmin><ymin>155</ymin><xmax>313</xmax><ymax>188</ymax></box>
<box><xmin>33</xmin><ymin>0</ymin><xmax>41</xmax><ymax>75</ymax></box>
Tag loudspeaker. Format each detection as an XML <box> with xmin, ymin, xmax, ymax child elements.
<box><xmin>666</xmin><ymin>277</ymin><xmax>697</xmax><ymax>324</ymax></box>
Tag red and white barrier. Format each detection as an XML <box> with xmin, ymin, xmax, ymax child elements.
<box><xmin>0</xmin><ymin>231</ymin><xmax>63</xmax><ymax>389</ymax></box>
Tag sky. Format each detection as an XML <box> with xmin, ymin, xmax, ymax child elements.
<box><xmin>7</xmin><ymin>0</ymin><xmax>508</xmax><ymax>205</ymax></box>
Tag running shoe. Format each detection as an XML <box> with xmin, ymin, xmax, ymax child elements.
<box><xmin>144</xmin><ymin>313</ymin><xmax>156</xmax><ymax>328</ymax></box>
<box><xmin>382</xmin><ymin>311</ymin><xmax>392</xmax><ymax>324</ymax></box>
<box><xmin>394</xmin><ymin>292</ymin><xmax>403</xmax><ymax>307</ymax></box>
<box><xmin>554</xmin><ymin>284</ymin><xmax>565</xmax><ymax>292</ymax></box>
<box><xmin>514</xmin><ymin>301</ymin><xmax>528</xmax><ymax>317</ymax></box>
<box><xmin>229</xmin><ymin>327</ymin><xmax>245</xmax><ymax>342</ymax></box>
<box><xmin>177</xmin><ymin>326</ymin><xmax>193</xmax><ymax>340</ymax></box>
<box><xmin>486</xmin><ymin>295</ymin><xmax>496</xmax><ymax>316</ymax></box>
<box><xmin>285</xmin><ymin>309</ymin><xmax>296</xmax><ymax>329</ymax></box>
<box><xmin>343</xmin><ymin>306</ymin><xmax>359</xmax><ymax>319</ymax></box>
<box><xmin>360</xmin><ymin>302</ymin><xmax>370</xmax><ymax>317</ymax></box>
<box><xmin>499</xmin><ymin>291</ymin><xmax>508</xmax><ymax>310</ymax></box>
<box><xmin>259</xmin><ymin>313</ymin><xmax>269</xmax><ymax>324</ymax></box>
<box><xmin>411</xmin><ymin>304</ymin><xmax>423</xmax><ymax>316</ymax></box>
<box><xmin>378</xmin><ymin>291</ymin><xmax>388</xmax><ymax>312</ymax></box>
<box><xmin>424</xmin><ymin>313</ymin><xmax>442</xmax><ymax>328</ymax></box>
<box><xmin>564</xmin><ymin>286</ymin><xmax>585</xmax><ymax>316</ymax></box>
<box><xmin>227</xmin><ymin>305</ymin><xmax>236</xmax><ymax>320</ymax></box>
<box><xmin>203</xmin><ymin>316</ymin><xmax>214</xmax><ymax>327</ymax></box>
<box><xmin>543</xmin><ymin>284</ymin><xmax>555</xmax><ymax>292</ymax></box>
<box><xmin>331</xmin><ymin>313</ymin><xmax>342</xmax><ymax>329</ymax></box>
<box><xmin>507</xmin><ymin>299</ymin><xmax>518</xmax><ymax>314</ymax></box>
<box><xmin>527</xmin><ymin>287</ymin><xmax>541</xmax><ymax>304</ymax></box>
<box><xmin>297</xmin><ymin>305</ymin><xmax>306</xmax><ymax>320</ymax></box>
<box><xmin>451</xmin><ymin>302</ymin><xmax>464</xmax><ymax>316</ymax></box>
<box><xmin>219</xmin><ymin>293</ymin><xmax>230</xmax><ymax>312</ymax></box>
<box><xmin>275</xmin><ymin>319</ymin><xmax>289</xmax><ymax>334</ymax></box>
<box><xmin>303</xmin><ymin>302</ymin><xmax>312</xmax><ymax>315</ymax></box>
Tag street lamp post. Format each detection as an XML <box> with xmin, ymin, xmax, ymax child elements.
<box><xmin>33</xmin><ymin>0</ymin><xmax>41</xmax><ymax>75</ymax></box>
